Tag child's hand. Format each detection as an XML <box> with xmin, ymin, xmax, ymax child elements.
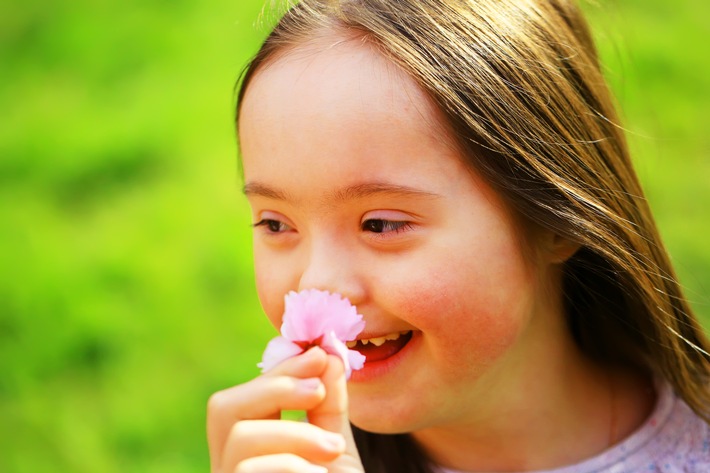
<box><xmin>207</xmin><ymin>347</ymin><xmax>364</xmax><ymax>473</ymax></box>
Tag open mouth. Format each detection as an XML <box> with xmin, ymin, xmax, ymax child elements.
<box><xmin>346</xmin><ymin>330</ymin><xmax>413</xmax><ymax>363</ymax></box>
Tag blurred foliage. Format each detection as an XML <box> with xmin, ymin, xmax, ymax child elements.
<box><xmin>583</xmin><ymin>0</ymin><xmax>710</xmax><ymax>322</ymax></box>
<box><xmin>0</xmin><ymin>0</ymin><xmax>707</xmax><ymax>471</ymax></box>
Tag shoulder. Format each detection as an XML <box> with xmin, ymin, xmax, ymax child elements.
<box><xmin>624</xmin><ymin>381</ymin><xmax>710</xmax><ymax>471</ymax></box>
<box><xmin>433</xmin><ymin>381</ymin><xmax>710</xmax><ymax>473</ymax></box>
<box><xmin>552</xmin><ymin>381</ymin><xmax>710</xmax><ymax>473</ymax></box>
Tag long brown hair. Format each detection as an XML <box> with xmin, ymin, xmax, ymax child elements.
<box><xmin>236</xmin><ymin>0</ymin><xmax>710</xmax><ymax>470</ymax></box>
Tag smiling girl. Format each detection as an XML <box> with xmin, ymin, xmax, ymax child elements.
<box><xmin>207</xmin><ymin>0</ymin><xmax>710</xmax><ymax>471</ymax></box>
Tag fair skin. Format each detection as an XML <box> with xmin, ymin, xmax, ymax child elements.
<box><xmin>207</xmin><ymin>31</ymin><xmax>653</xmax><ymax>472</ymax></box>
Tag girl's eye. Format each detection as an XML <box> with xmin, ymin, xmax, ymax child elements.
<box><xmin>361</xmin><ymin>219</ymin><xmax>412</xmax><ymax>234</ymax></box>
<box><xmin>253</xmin><ymin>219</ymin><xmax>291</xmax><ymax>233</ymax></box>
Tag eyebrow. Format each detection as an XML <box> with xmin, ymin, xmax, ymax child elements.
<box><xmin>242</xmin><ymin>182</ymin><xmax>290</xmax><ymax>200</ymax></box>
<box><xmin>243</xmin><ymin>181</ymin><xmax>441</xmax><ymax>202</ymax></box>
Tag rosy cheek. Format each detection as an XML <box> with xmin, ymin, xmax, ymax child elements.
<box><xmin>393</xmin><ymin>270</ymin><xmax>530</xmax><ymax>374</ymax></box>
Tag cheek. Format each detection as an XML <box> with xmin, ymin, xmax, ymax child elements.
<box><xmin>389</xmin><ymin>249</ymin><xmax>535</xmax><ymax>374</ymax></box>
<box><xmin>399</xmin><ymin>278</ymin><xmax>526</xmax><ymax>349</ymax></box>
<box><xmin>254</xmin><ymin>258</ymin><xmax>289</xmax><ymax>330</ymax></box>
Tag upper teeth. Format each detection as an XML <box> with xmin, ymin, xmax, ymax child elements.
<box><xmin>346</xmin><ymin>331</ymin><xmax>408</xmax><ymax>348</ymax></box>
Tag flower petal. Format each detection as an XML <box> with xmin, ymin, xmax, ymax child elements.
<box><xmin>280</xmin><ymin>290</ymin><xmax>327</xmax><ymax>341</ymax></box>
<box><xmin>280</xmin><ymin>289</ymin><xmax>365</xmax><ymax>343</ymax></box>
<box><xmin>321</xmin><ymin>331</ymin><xmax>365</xmax><ymax>379</ymax></box>
<box><xmin>347</xmin><ymin>348</ymin><xmax>366</xmax><ymax>372</ymax></box>
<box><xmin>258</xmin><ymin>336</ymin><xmax>304</xmax><ymax>373</ymax></box>
<box><xmin>258</xmin><ymin>290</ymin><xmax>366</xmax><ymax>376</ymax></box>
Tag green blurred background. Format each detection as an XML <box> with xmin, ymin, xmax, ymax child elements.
<box><xmin>0</xmin><ymin>0</ymin><xmax>707</xmax><ymax>471</ymax></box>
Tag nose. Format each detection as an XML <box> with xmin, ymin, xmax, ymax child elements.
<box><xmin>297</xmin><ymin>240</ymin><xmax>365</xmax><ymax>306</ymax></box>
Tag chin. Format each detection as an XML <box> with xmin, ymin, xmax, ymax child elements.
<box><xmin>348</xmin><ymin>400</ymin><xmax>427</xmax><ymax>435</ymax></box>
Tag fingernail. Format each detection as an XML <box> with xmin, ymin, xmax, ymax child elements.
<box><xmin>320</xmin><ymin>432</ymin><xmax>345</xmax><ymax>452</ymax></box>
<box><xmin>297</xmin><ymin>377</ymin><xmax>322</xmax><ymax>393</ymax></box>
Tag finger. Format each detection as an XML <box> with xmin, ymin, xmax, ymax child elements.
<box><xmin>307</xmin><ymin>355</ymin><xmax>361</xmax><ymax>461</ymax></box>
<box><xmin>224</xmin><ymin>419</ymin><xmax>345</xmax><ymax>469</ymax></box>
<box><xmin>208</xmin><ymin>348</ymin><xmax>330</xmax><ymax>472</ymax></box>
<box><xmin>208</xmin><ymin>376</ymin><xmax>324</xmax><ymax>471</ymax></box>
<box><xmin>264</xmin><ymin>346</ymin><xmax>329</xmax><ymax>378</ymax></box>
<box><xmin>213</xmin><ymin>348</ymin><xmax>329</xmax><ymax>418</ymax></box>
<box><xmin>235</xmin><ymin>453</ymin><xmax>328</xmax><ymax>473</ymax></box>
<box><xmin>209</xmin><ymin>347</ymin><xmax>328</xmax><ymax>423</ymax></box>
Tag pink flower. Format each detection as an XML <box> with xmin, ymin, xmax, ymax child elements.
<box><xmin>258</xmin><ymin>289</ymin><xmax>366</xmax><ymax>379</ymax></box>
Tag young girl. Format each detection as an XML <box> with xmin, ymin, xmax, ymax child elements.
<box><xmin>207</xmin><ymin>0</ymin><xmax>710</xmax><ymax>471</ymax></box>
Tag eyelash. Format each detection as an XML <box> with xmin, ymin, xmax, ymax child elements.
<box><xmin>361</xmin><ymin>219</ymin><xmax>413</xmax><ymax>235</ymax></box>
<box><xmin>253</xmin><ymin>218</ymin><xmax>413</xmax><ymax>237</ymax></box>
<box><xmin>252</xmin><ymin>219</ymin><xmax>289</xmax><ymax>233</ymax></box>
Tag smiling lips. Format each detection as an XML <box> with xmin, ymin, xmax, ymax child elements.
<box><xmin>346</xmin><ymin>330</ymin><xmax>413</xmax><ymax>362</ymax></box>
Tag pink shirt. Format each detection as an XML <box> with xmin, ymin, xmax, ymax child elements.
<box><xmin>437</xmin><ymin>381</ymin><xmax>710</xmax><ymax>472</ymax></box>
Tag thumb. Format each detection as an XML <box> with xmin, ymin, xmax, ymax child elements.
<box><xmin>307</xmin><ymin>354</ymin><xmax>362</xmax><ymax>463</ymax></box>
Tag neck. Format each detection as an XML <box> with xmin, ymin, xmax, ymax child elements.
<box><xmin>412</xmin><ymin>337</ymin><xmax>654</xmax><ymax>472</ymax></box>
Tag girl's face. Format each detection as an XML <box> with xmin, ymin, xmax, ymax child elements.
<box><xmin>239</xmin><ymin>34</ymin><xmax>568</xmax><ymax>434</ymax></box>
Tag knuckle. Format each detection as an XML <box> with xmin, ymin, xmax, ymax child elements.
<box><xmin>273</xmin><ymin>375</ymin><xmax>300</xmax><ymax>394</ymax></box>
<box><xmin>207</xmin><ymin>390</ymin><xmax>229</xmax><ymax>414</ymax></box>
<box><xmin>234</xmin><ymin>458</ymin><xmax>261</xmax><ymax>473</ymax></box>
<box><xmin>236</xmin><ymin>454</ymin><xmax>307</xmax><ymax>473</ymax></box>
<box><xmin>228</xmin><ymin>419</ymin><xmax>253</xmax><ymax>442</ymax></box>
<box><xmin>233</xmin><ymin>459</ymin><xmax>249</xmax><ymax>473</ymax></box>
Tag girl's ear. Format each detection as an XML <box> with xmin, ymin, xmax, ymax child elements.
<box><xmin>540</xmin><ymin>231</ymin><xmax>581</xmax><ymax>264</ymax></box>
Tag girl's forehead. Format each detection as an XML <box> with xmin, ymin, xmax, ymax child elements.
<box><xmin>239</xmin><ymin>30</ymin><xmax>448</xmax><ymax>140</ymax></box>
<box><xmin>237</xmin><ymin>29</ymin><xmax>477</xmax><ymax>202</ymax></box>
